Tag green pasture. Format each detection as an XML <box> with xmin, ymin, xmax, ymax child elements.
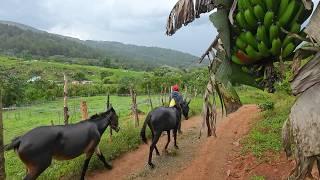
<box><xmin>3</xmin><ymin>94</ymin><xmax>203</xmax><ymax>179</ymax></box>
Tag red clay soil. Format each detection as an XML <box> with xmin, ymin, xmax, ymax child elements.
<box><xmin>89</xmin><ymin>105</ymin><xmax>295</xmax><ymax>180</ymax></box>
<box><xmin>172</xmin><ymin>105</ymin><xmax>260</xmax><ymax>180</ymax></box>
<box><xmin>88</xmin><ymin>115</ymin><xmax>202</xmax><ymax>180</ymax></box>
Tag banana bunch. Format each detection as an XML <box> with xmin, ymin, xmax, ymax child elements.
<box><xmin>232</xmin><ymin>0</ymin><xmax>313</xmax><ymax>65</ymax></box>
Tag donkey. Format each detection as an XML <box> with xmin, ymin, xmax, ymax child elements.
<box><xmin>140</xmin><ymin>99</ymin><xmax>190</xmax><ymax>168</ymax></box>
<box><xmin>4</xmin><ymin>106</ymin><xmax>119</xmax><ymax>180</ymax></box>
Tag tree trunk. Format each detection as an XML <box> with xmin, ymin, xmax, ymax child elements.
<box><xmin>0</xmin><ymin>89</ymin><xmax>6</xmax><ymax>179</ymax></box>
<box><xmin>147</xmin><ymin>85</ymin><xmax>153</xmax><ymax>110</ymax></box>
<box><xmin>63</xmin><ymin>74</ymin><xmax>69</xmax><ymax>125</ymax></box>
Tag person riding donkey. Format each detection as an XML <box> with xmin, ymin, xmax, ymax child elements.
<box><xmin>169</xmin><ymin>84</ymin><xmax>184</xmax><ymax>134</ymax></box>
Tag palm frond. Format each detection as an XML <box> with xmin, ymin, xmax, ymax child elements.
<box><xmin>166</xmin><ymin>0</ymin><xmax>195</xmax><ymax>36</ymax></box>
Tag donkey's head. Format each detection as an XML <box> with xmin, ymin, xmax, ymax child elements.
<box><xmin>107</xmin><ymin>106</ymin><xmax>120</xmax><ymax>132</ymax></box>
<box><xmin>180</xmin><ymin>99</ymin><xmax>191</xmax><ymax>120</ymax></box>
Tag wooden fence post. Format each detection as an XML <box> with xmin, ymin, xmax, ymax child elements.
<box><xmin>160</xmin><ymin>86</ymin><xmax>165</xmax><ymax>106</ymax></box>
<box><xmin>106</xmin><ymin>94</ymin><xmax>113</xmax><ymax>142</ymax></box>
<box><xmin>80</xmin><ymin>101</ymin><xmax>88</xmax><ymax>120</ymax></box>
<box><xmin>0</xmin><ymin>89</ymin><xmax>6</xmax><ymax>179</ymax></box>
<box><xmin>147</xmin><ymin>85</ymin><xmax>153</xmax><ymax>110</ymax></box>
<box><xmin>63</xmin><ymin>74</ymin><xmax>69</xmax><ymax>125</ymax></box>
<box><xmin>130</xmin><ymin>88</ymin><xmax>139</xmax><ymax>127</ymax></box>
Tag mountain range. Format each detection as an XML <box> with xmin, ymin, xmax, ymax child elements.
<box><xmin>0</xmin><ymin>20</ymin><xmax>199</xmax><ymax>70</ymax></box>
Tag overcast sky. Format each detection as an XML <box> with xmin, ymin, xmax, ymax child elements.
<box><xmin>0</xmin><ymin>0</ymin><xmax>318</xmax><ymax>56</ymax></box>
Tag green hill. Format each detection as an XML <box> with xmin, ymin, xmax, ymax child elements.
<box><xmin>0</xmin><ymin>21</ymin><xmax>199</xmax><ymax>70</ymax></box>
<box><xmin>0</xmin><ymin>56</ymin><xmax>144</xmax><ymax>84</ymax></box>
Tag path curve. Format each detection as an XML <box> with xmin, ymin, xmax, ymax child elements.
<box><xmin>88</xmin><ymin>105</ymin><xmax>260</xmax><ymax>180</ymax></box>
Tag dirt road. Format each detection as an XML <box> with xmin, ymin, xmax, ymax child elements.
<box><xmin>88</xmin><ymin>105</ymin><xmax>260</xmax><ymax>180</ymax></box>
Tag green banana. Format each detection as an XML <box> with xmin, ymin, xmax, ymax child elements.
<box><xmin>264</xmin><ymin>11</ymin><xmax>274</xmax><ymax>28</ymax></box>
<box><xmin>258</xmin><ymin>41</ymin><xmax>270</xmax><ymax>57</ymax></box>
<box><xmin>257</xmin><ymin>25</ymin><xmax>269</xmax><ymax>46</ymax></box>
<box><xmin>242</xmin><ymin>0</ymin><xmax>252</xmax><ymax>9</ymax></box>
<box><xmin>278</xmin><ymin>0</ymin><xmax>290</xmax><ymax>17</ymax></box>
<box><xmin>270</xmin><ymin>38</ymin><xmax>282</xmax><ymax>56</ymax></box>
<box><xmin>236</xmin><ymin>37</ymin><xmax>247</xmax><ymax>50</ymax></box>
<box><xmin>250</xmin><ymin>0</ymin><xmax>266</xmax><ymax>10</ymax></box>
<box><xmin>278</xmin><ymin>0</ymin><xmax>297</xmax><ymax>27</ymax></box>
<box><xmin>246</xmin><ymin>45</ymin><xmax>261</xmax><ymax>60</ymax></box>
<box><xmin>238</xmin><ymin>0</ymin><xmax>245</xmax><ymax>11</ymax></box>
<box><xmin>254</xmin><ymin>5</ymin><xmax>265</xmax><ymax>22</ymax></box>
<box><xmin>239</xmin><ymin>32</ymin><xmax>247</xmax><ymax>42</ymax></box>
<box><xmin>245</xmin><ymin>31</ymin><xmax>258</xmax><ymax>49</ymax></box>
<box><xmin>269</xmin><ymin>24</ymin><xmax>279</xmax><ymax>41</ymax></box>
<box><xmin>236</xmin><ymin>12</ymin><xmax>249</xmax><ymax>30</ymax></box>
<box><xmin>232</xmin><ymin>55</ymin><xmax>245</xmax><ymax>65</ymax></box>
<box><xmin>265</xmin><ymin>0</ymin><xmax>274</xmax><ymax>11</ymax></box>
<box><xmin>290</xmin><ymin>22</ymin><xmax>301</xmax><ymax>33</ymax></box>
<box><xmin>244</xmin><ymin>9</ymin><xmax>258</xmax><ymax>29</ymax></box>
<box><xmin>282</xmin><ymin>35</ymin><xmax>294</xmax><ymax>47</ymax></box>
<box><xmin>282</xmin><ymin>42</ymin><xmax>295</xmax><ymax>58</ymax></box>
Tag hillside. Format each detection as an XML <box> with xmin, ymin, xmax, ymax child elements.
<box><xmin>0</xmin><ymin>21</ymin><xmax>199</xmax><ymax>70</ymax></box>
<box><xmin>0</xmin><ymin>56</ymin><xmax>144</xmax><ymax>84</ymax></box>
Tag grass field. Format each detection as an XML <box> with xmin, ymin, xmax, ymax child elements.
<box><xmin>0</xmin><ymin>56</ymin><xmax>144</xmax><ymax>83</ymax></box>
<box><xmin>3</xmin><ymin>94</ymin><xmax>203</xmax><ymax>179</ymax></box>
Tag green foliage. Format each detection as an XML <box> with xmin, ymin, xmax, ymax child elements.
<box><xmin>242</xmin><ymin>92</ymin><xmax>294</xmax><ymax>157</ymax></box>
<box><xmin>258</xmin><ymin>101</ymin><xmax>274</xmax><ymax>111</ymax></box>
<box><xmin>72</xmin><ymin>72</ymin><xmax>87</xmax><ymax>81</ymax></box>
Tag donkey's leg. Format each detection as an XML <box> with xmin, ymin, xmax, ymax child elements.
<box><xmin>81</xmin><ymin>152</ymin><xmax>93</xmax><ymax>180</ymax></box>
<box><xmin>23</xmin><ymin>154</ymin><xmax>52</xmax><ymax>180</ymax></box>
<box><xmin>178</xmin><ymin>121</ymin><xmax>183</xmax><ymax>134</ymax></box>
<box><xmin>164</xmin><ymin>130</ymin><xmax>171</xmax><ymax>152</ymax></box>
<box><xmin>95</xmin><ymin>147</ymin><xmax>112</xmax><ymax>169</ymax></box>
<box><xmin>150</xmin><ymin>128</ymin><xmax>160</xmax><ymax>156</ymax></box>
<box><xmin>173</xmin><ymin>129</ymin><xmax>179</xmax><ymax>149</ymax></box>
<box><xmin>148</xmin><ymin>132</ymin><xmax>161</xmax><ymax>168</ymax></box>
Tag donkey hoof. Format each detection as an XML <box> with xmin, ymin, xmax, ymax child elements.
<box><xmin>148</xmin><ymin>163</ymin><xmax>155</xmax><ymax>169</ymax></box>
<box><xmin>156</xmin><ymin>152</ymin><xmax>160</xmax><ymax>156</ymax></box>
<box><xmin>174</xmin><ymin>145</ymin><xmax>179</xmax><ymax>149</ymax></box>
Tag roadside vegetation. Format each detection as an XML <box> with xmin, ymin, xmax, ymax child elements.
<box><xmin>242</xmin><ymin>75</ymin><xmax>295</xmax><ymax>157</ymax></box>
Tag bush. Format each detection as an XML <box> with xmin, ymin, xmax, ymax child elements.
<box><xmin>258</xmin><ymin>101</ymin><xmax>274</xmax><ymax>111</ymax></box>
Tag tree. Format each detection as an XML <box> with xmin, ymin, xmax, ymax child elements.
<box><xmin>0</xmin><ymin>89</ymin><xmax>5</xmax><ymax>179</ymax></box>
<box><xmin>103</xmin><ymin>57</ymin><xmax>111</xmax><ymax>67</ymax></box>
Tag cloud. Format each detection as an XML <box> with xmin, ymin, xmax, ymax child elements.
<box><xmin>1</xmin><ymin>0</ymin><xmax>319</xmax><ymax>55</ymax></box>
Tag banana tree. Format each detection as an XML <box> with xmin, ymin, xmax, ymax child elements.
<box><xmin>166</xmin><ymin>0</ymin><xmax>314</xmax><ymax>136</ymax></box>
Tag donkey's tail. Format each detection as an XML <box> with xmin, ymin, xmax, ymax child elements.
<box><xmin>4</xmin><ymin>136</ymin><xmax>21</xmax><ymax>151</ymax></box>
<box><xmin>140</xmin><ymin>113</ymin><xmax>151</xmax><ymax>144</ymax></box>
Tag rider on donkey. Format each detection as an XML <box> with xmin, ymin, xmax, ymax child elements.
<box><xmin>169</xmin><ymin>84</ymin><xmax>184</xmax><ymax>133</ymax></box>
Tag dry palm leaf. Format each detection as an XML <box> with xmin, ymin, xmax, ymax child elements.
<box><xmin>166</xmin><ymin>0</ymin><xmax>195</xmax><ymax>36</ymax></box>
<box><xmin>291</xmin><ymin>52</ymin><xmax>320</xmax><ymax>95</ymax></box>
<box><xmin>195</xmin><ymin>0</ymin><xmax>217</xmax><ymax>17</ymax></box>
<box><xmin>305</xmin><ymin>3</ymin><xmax>320</xmax><ymax>44</ymax></box>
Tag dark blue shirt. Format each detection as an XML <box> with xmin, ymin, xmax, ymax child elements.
<box><xmin>171</xmin><ymin>91</ymin><xmax>183</xmax><ymax>104</ymax></box>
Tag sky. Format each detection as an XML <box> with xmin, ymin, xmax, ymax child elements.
<box><xmin>0</xmin><ymin>0</ymin><xmax>318</xmax><ymax>56</ymax></box>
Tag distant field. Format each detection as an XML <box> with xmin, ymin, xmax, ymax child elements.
<box><xmin>3</xmin><ymin>94</ymin><xmax>203</xmax><ymax>179</ymax></box>
<box><xmin>0</xmin><ymin>56</ymin><xmax>145</xmax><ymax>83</ymax></box>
